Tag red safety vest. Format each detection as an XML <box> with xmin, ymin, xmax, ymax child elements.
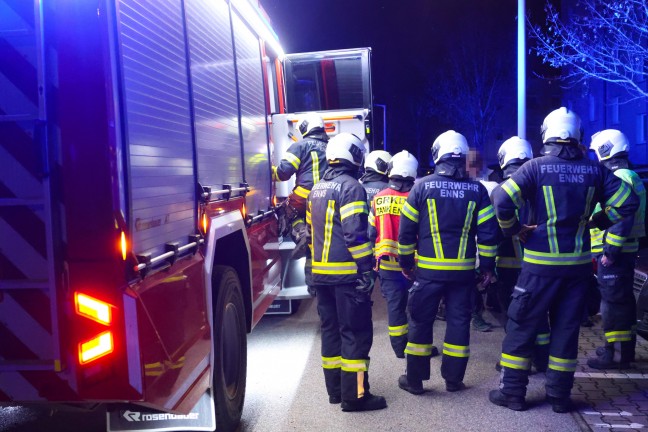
<box><xmin>371</xmin><ymin>188</ymin><xmax>409</xmax><ymax>271</ymax></box>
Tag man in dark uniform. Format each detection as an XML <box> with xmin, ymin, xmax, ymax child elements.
<box><xmin>307</xmin><ymin>132</ymin><xmax>387</xmax><ymax>412</ymax></box>
<box><xmin>398</xmin><ymin>130</ymin><xmax>500</xmax><ymax>394</ymax></box>
<box><xmin>274</xmin><ymin>113</ymin><xmax>328</xmax><ymax>258</ymax></box>
<box><xmin>588</xmin><ymin>129</ymin><xmax>646</xmax><ymax>369</ymax></box>
<box><xmin>489</xmin><ymin>108</ymin><xmax>638</xmax><ymax>413</ymax></box>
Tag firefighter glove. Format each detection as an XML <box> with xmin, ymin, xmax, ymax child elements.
<box><xmin>355</xmin><ymin>271</ymin><xmax>373</xmax><ymax>295</ymax></box>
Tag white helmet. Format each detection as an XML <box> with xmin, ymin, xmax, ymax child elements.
<box><xmin>326</xmin><ymin>132</ymin><xmax>365</xmax><ymax>166</ymax></box>
<box><xmin>541</xmin><ymin>107</ymin><xmax>582</xmax><ymax>143</ymax></box>
<box><xmin>364</xmin><ymin>150</ymin><xmax>392</xmax><ymax>175</ymax></box>
<box><xmin>590</xmin><ymin>129</ymin><xmax>629</xmax><ymax>161</ymax></box>
<box><xmin>431</xmin><ymin>130</ymin><xmax>469</xmax><ymax>164</ymax></box>
<box><xmin>497</xmin><ymin>136</ymin><xmax>533</xmax><ymax>169</ymax></box>
<box><xmin>389</xmin><ymin>150</ymin><xmax>418</xmax><ymax>179</ymax></box>
<box><xmin>297</xmin><ymin>113</ymin><xmax>325</xmax><ymax>137</ymax></box>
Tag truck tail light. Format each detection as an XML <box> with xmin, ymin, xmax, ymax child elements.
<box><xmin>120</xmin><ymin>231</ymin><xmax>128</xmax><ymax>260</ymax></box>
<box><xmin>75</xmin><ymin>292</ymin><xmax>112</xmax><ymax>325</ymax></box>
<box><xmin>79</xmin><ymin>331</ymin><xmax>114</xmax><ymax>364</ymax></box>
<box><xmin>241</xmin><ymin>202</ymin><xmax>247</xmax><ymax>219</ymax></box>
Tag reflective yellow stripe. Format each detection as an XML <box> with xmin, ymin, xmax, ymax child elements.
<box><xmin>543</xmin><ymin>186</ymin><xmax>559</xmax><ymax>254</ymax></box>
<box><xmin>294</xmin><ymin>186</ymin><xmax>310</xmax><ymax>199</ymax></box>
<box><xmin>402</xmin><ymin>201</ymin><xmax>419</xmax><ymax>223</ymax></box>
<box><xmin>605</xmin><ymin>330</ymin><xmax>633</xmax><ymax>342</ymax></box>
<box><xmin>427</xmin><ymin>199</ymin><xmax>444</xmax><ymax>259</ymax></box>
<box><xmin>477</xmin><ymin>204</ymin><xmax>494</xmax><ymax>225</ymax></box>
<box><xmin>272</xmin><ymin>166</ymin><xmax>280</xmax><ymax>181</ymax></box>
<box><xmin>607</xmin><ymin>206</ymin><xmax>622</xmax><ymax>223</ymax></box>
<box><xmin>575</xmin><ymin>187</ymin><xmax>595</xmax><ymax>253</ymax></box>
<box><xmin>458</xmin><ymin>201</ymin><xmax>476</xmax><ymax>259</ymax></box>
<box><xmin>442</xmin><ymin>342</ymin><xmax>470</xmax><ymax>358</ymax></box>
<box><xmin>498</xmin><ymin>216</ymin><xmax>517</xmax><ymax>229</ymax></box>
<box><xmin>388</xmin><ymin>323</ymin><xmax>408</xmax><ymax>336</ymax></box>
<box><xmin>349</xmin><ymin>242</ymin><xmax>372</xmax><ymax>259</ymax></box>
<box><xmin>284</xmin><ymin>152</ymin><xmax>301</xmax><ymax>170</ymax></box>
<box><xmin>322</xmin><ymin>200</ymin><xmax>335</xmax><ymax>262</ymax></box>
<box><xmin>368</xmin><ymin>212</ymin><xmax>375</xmax><ymax>227</ymax></box>
<box><xmin>322</xmin><ymin>355</ymin><xmax>342</xmax><ymax>369</ymax></box>
<box><xmin>379</xmin><ymin>258</ymin><xmax>401</xmax><ymax>271</ymax></box>
<box><xmin>502</xmin><ymin>179</ymin><xmax>523</xmax><ymax>208</ymax></box>
<box><xmin>605</xmin><ymin>232</ymin><xmax>625</xmax><ymax>248</ymax></box>
<box><xmin>376</xmin><ymin>239</ymin><xmax>399</xmax><ymax>256</ymax></box>
<box><xmin>477</xmin><ymin>244</ymin><xmax>497</xmax><ymax>258</ymax></box>
<box><xmin>417</xmin><ymin>255</ymin><xmax>475</xmax><ymax>270</ymax></box>
<box><xmin>622</xmin><ymin>240</ymin><xmax>640</xmax><ymax>253</ymax></box>
<box><xmin>523</xmin><ymin>249</ymin><xmax>591</xmax><ymax>266</ymax></box>
<box><xmin>535</xmin><ymin>333</ymin><xmax>550</xmax><ymax>346</ymax></box>
<box><xmin>606</xmin><ymin>181</ymin><xmax>631</xmax><ymax>207</ymax></box>
<box><xmin>405</xmin><ymin>342</ymin><xmax>434</xmax><ymax>356</ymax></box>
<box><xmin>548</xmin><ymin>355</ymin><xmax>577</xmax><ymax>372</ymax></box>
<box><xmin>500</xmin><ymin>353</ymin><xmax>531</xmax><ymax>370</ymax></box>
<box><xmin>311</xmin><ymin>151</ymin><xmax>320</xmax><ymax>184</ymax></box>
<box><xmin>312</xmin><ymin>260</ymin><xmax>357</xmax><ymax>274</ymax></box>
<box><xmin>398</xmin><ymin>243</ymin><xmax>416</xmax><ymax>255</ymax></box>
<box><xmin>340</xmin><ymin>201</ymin><xmax>368</xmax><ymax>220</ymax></box>
<box><xmin>341</xmin><ymin>358</ymin><xmax>368</xmax><ymax>372</ymax></box>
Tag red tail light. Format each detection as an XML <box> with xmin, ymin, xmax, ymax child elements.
<box><xmin>75</xmin><ymin>292</ymin><xmax>112</xmax><ymax>325</ymax></box>
<box><xmin>79</xmin><ymin>331</ymin><xmax>114</xmax><ymax>364</ymax></box>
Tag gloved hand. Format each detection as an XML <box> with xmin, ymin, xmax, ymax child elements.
<box><xmin>355</xmin><ymin>271</ymin><xmax>373</xmax><ymax>295</ymax></box>
<box><xmin>401</xmin><ymin>267</ymin><xmax>416</xmax><ymax>281</ymax></box>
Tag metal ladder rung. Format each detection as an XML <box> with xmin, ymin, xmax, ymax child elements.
<box><xmin>0</xmin><ymin>280</ymin><xmax>50</xmax><ymax>290</ymax></box>
<box><xmin>0</xmin><ymin>198</ymin><xmax>45</xmax><ymax>207</ymax></box>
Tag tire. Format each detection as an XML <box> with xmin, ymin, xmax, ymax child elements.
<box><xmin>212</xmin><ymin>266</ymin><xmax>247</xmax><ymax>432</ymax></box>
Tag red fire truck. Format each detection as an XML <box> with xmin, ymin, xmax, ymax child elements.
<box><xmin>0</xmin><ymin>0</ymin><xmax>374</xmax><ymax>431</ymax></box>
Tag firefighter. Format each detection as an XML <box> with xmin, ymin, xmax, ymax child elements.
<box><xmin>489</xmin><ymin>108</ymin><xmax>638</xmax><ymax>413</ymax></box>
<box><xmin>369</xmin><ymin>150</ymin><xmax>418</xmax><ymax>358</ymax></box>
<box><xmin>494</xmin><ymin>137</ymin><xmax>549</xmax><ymax>373</ymax></box>
<box><xmin>361</xmin><ymin>150</ymin><xmax>392</xmax><ymax>206</ymax></box>
<box><xmin>307</xmin><ymin>132</ymin><xmax>387</xmax><ymax>412</ymax></box>
<box><xmin>398</xmin><ymin>130</ymin><xmax>500</xmax><ymax>395</ymax></box>
<box><xmin>588</xmin><ymin>129</ymin><xmax>646</xmax><ymax>369</ymax></box>
<box><xmin>273</xmin><ymin>113</ymin><xmax>329</xmax><ymax>259</ymax></box>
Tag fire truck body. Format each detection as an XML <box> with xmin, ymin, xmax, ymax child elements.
<box><xmin>0</xmin><ymin>0</ymin><xmax>373</xmax><ymax>429</ymax></box>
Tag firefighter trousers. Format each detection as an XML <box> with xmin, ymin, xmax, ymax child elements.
<box><xmin>379</xmin><ymin>269</ymin><xmax>411</xmax><ymax>357</ymax></box>
<box><xmin>497</xmin><ymin>266</ymin><xmax>550</xmax><ymax>371</ymax></box>
<box><xmin>406</xmin><ymin>278</ymin><xmax>472</xmax><ymax>385</ymax></box>
<box><xmin>596</xmin><ymin>253</ymin><xmax>637</xmax><ymax>362</ymax></box>
<box><xmin>500</xmin><ymin>270</ymin><xmax>588</xmax><ymax>399</ymax></box>
<box><xmin>315</xmin><ymin>283</ymin><xmax>373</xmax><ymax>402</ymax></box>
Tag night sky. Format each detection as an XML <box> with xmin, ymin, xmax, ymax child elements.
<box><xmin>260</xmin><ymin>0</ymin><xmax>544</xmax><ymax>167</ymax></box>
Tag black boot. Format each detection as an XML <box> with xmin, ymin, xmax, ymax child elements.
<box><xmin>445</xmin><ymin>381</ymin><xmax>466</xmax><ymax>392</ymax></box>
<box><xmin>398</xmin><ymin>375</ymin><xmax>425</xmax><ymax>395</ymax></box>
<box><xmin>329</xmin><ymin>394</ymin><xmax>341</xmax><ymax>404</ymax></box>
<box><xmin>488</xmin><ymin>389</ymin><xmax>527</xmax><ymax>411</ymax></box>
<box><xmin>341</xmin><ymin>393</ymin><xmax>387</xmax><ymax>412</ymax></box>
<box><xmin>587</xmin><ymin>345</ymin><xmax>630</xmax><ymax>369</ymax></box>
<box><xmin>546</xmin><ymin>395</ymin><xmax>572</xmax><ymax>413</ymax></box>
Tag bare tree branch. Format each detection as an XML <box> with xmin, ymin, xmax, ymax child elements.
<box><xmin>530</xmin><ymin>0</ymin><xmax>648</xmax><ymax>100</ymax></box>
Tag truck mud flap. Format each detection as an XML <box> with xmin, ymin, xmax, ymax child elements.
<box><xmin>106</xmin><ymin>390</ymin><xmax>215</xmax><ymax>432</ymax></box>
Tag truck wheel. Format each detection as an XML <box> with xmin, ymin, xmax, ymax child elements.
<box><xmin>212</xmin><ymin>266</ymin><xmax>247</xmax><ymax>432</ymax></box>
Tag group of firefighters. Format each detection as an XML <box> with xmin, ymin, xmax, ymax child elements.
<box><xmin>272</xmin><ymin>107</ymin><xmax>645</xmax><ymax>413</ymax></box>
